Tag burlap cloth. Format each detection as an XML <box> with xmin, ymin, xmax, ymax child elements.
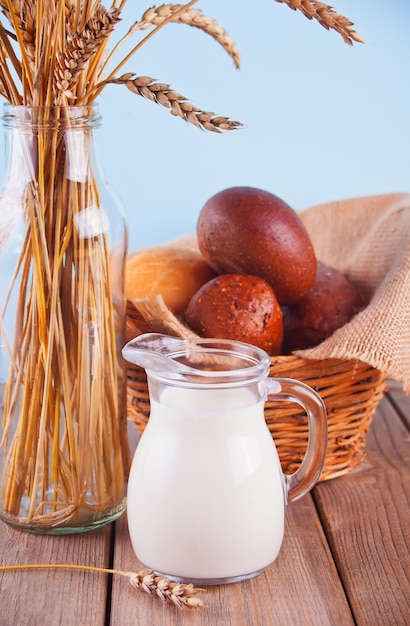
<box><xmin>297</xmin><ymin>193</ymin><xmax>410</xmax><ymax>393</ymax></box>
<box><xmin>132</xmin><ymin>193</ymin><xmax>410</xmax><ymax>393</ymax></box>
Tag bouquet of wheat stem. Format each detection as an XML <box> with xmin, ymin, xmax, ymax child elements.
<box><xmin>0</xmin><ymin>0</ymin><xmax>361</xmax><ymax>530</ymax></box>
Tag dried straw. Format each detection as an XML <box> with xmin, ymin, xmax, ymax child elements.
<box><xmin>0</xmin><ymin>105</ymin><xmax>127</xmax><ymax>527</ymax></box>
<box><xmin>0</xmin><ymin>1</ymin><xmax>242</xmax><ymax>529</ymax></box>
<box><xmin>0</xmin><ymin>0</ymin><xmax>364</xmax><ymax>529</ymax></box>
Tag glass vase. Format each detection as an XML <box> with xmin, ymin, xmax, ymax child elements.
<box><xmin>0</xmin><ymin>104</ymin><xmax>129</xmax><ymax>533</ymax></box>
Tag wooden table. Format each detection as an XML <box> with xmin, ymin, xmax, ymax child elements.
<box><xmin>0</xmin><ymin>381</ymin><xmax>409</xmax><ymax>626</ymax></box>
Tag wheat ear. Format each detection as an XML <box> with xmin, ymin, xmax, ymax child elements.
<box><xmin>275</xmin><ymin>0</ymin><xmax>364</xmax><ymax>45</ymax></box>
<box><xmin>0</xmin><ymin>0</ymin><xmax>36</xmax><ymax>99</ymax></box>
<box><xmin>54</xmin><ymin>4</ymin><xmax>121</xmax><ymax>102</ymax></box>
<box><xmin>0</xmin><ymin>563</ymin><xmax>205</xmax><ymax>609</ymax></box>
<box><xmin>136</xmin><ymin>4</ymin><xmax>240</xmax><ymax>68</ymax></box>
<box><xmin>105</xmin><ymin>73</ymin><xmax>243</xmax><ymax>132</ymax></box>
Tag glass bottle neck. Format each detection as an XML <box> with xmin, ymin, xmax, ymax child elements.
<box><xmin>1</xmin><ymin>104</ymin><xmax>103</xmax><ymax>188</ymax></box>
<box><xmin>2</xmin><ymin>104</ymin><xmax>101</xmax><ymax>131</ymax></box>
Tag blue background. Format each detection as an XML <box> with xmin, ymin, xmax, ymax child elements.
<box><xmin>5</xmin><ymin>1</ymin><xmax>410</xmax><ymax>252</ymax></box>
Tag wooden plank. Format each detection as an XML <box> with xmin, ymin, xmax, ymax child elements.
<box><xmin>313</xmin><ymin>397</ymin><xmax>410</xmax><ymax>626</ymax></box>
<box><xmin>387</xmin><ymin>379</ymin><xmax>410</xmax><ymax>428</ymax></box>
<box><xmin>110</xmin><ymin>494</ymin><xmax>353</xmax><ymax>625</ymax></box>
<box><xmin>0</xmin><ymin>522</ymin><xmax>112</xmax><ymax>625</ymax></box>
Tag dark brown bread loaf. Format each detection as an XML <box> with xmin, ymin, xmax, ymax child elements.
<box><xmin>196</xmin><ymin>186</ymin><xmax>317</xmax><ymax>305</ymax></box>
<box><xmin>282</xmin><ymin>262</ymin><xmax>366</xmax><ymax>353</ymax></box>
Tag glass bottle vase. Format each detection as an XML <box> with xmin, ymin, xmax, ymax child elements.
<box><xmin>0</xmin><ymin>104</ymin><xmax>129</xmax><ymax>533</ymax></box>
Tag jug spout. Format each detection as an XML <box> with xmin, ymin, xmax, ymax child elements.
<box><xmin>122</xmin><ymin>333</ymin><xmax>198</xmax><ymax>376</ymax></box>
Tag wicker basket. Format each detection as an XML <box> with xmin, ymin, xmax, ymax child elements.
<box><xmin>126</xmin><ymin>299</ymin><xmax>388</xmax><ymax>482</ymax></box>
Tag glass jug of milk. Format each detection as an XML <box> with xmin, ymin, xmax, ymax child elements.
<box><xmin>122</xmin><ymin>333</ymin><xmax>327</xmax><ymax>585</ymax></box>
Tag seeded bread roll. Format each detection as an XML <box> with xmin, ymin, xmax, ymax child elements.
<box><xmin>282</xmin><ymin>262</ymin><xmax>366</xmax><ymax>353</ymax></box>
<box><xmin>185</xmin><ymin>273</ymin><xmax>283</xmax><ymax>356</ymax></box>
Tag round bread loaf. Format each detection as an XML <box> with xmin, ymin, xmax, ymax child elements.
<box><xmin>196</xmin><ymin>186</ymin><xmax>317</xmax><ymax>305</ymax></box>
<box><xmin>126</xmin><ymin>246</ymin><xmax>216</xmax><ymax>315</ymax></box>
<box><xmin>282</xmin><ymin>262</ymin><xmax>366</xmax><ymax>353</ymax></box>
<box><xmin>185</xmin><ymin>273</ymin><xmax>283</xmax><ymax>355</ymax></box>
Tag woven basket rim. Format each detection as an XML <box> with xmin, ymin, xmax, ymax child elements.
<box><xmin>126</xmin><ymin>353</ymin><xmax>387</xmax><ymax>482</ymax></box>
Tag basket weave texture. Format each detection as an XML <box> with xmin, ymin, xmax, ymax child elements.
<box><xmin>126</xmin><ymin>300</ymin><xmax>388</xmax><ymax>482</ymax></box>
<box><xmin>125</xmin><ymin>191</ymin><xmax>410</xmax><ymax>481</ymax></box>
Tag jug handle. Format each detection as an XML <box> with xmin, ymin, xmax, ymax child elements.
<box><xmin>267</xmin><ymin>377</ymin><xmax>328</xmax><ymax>502</ymax></box>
